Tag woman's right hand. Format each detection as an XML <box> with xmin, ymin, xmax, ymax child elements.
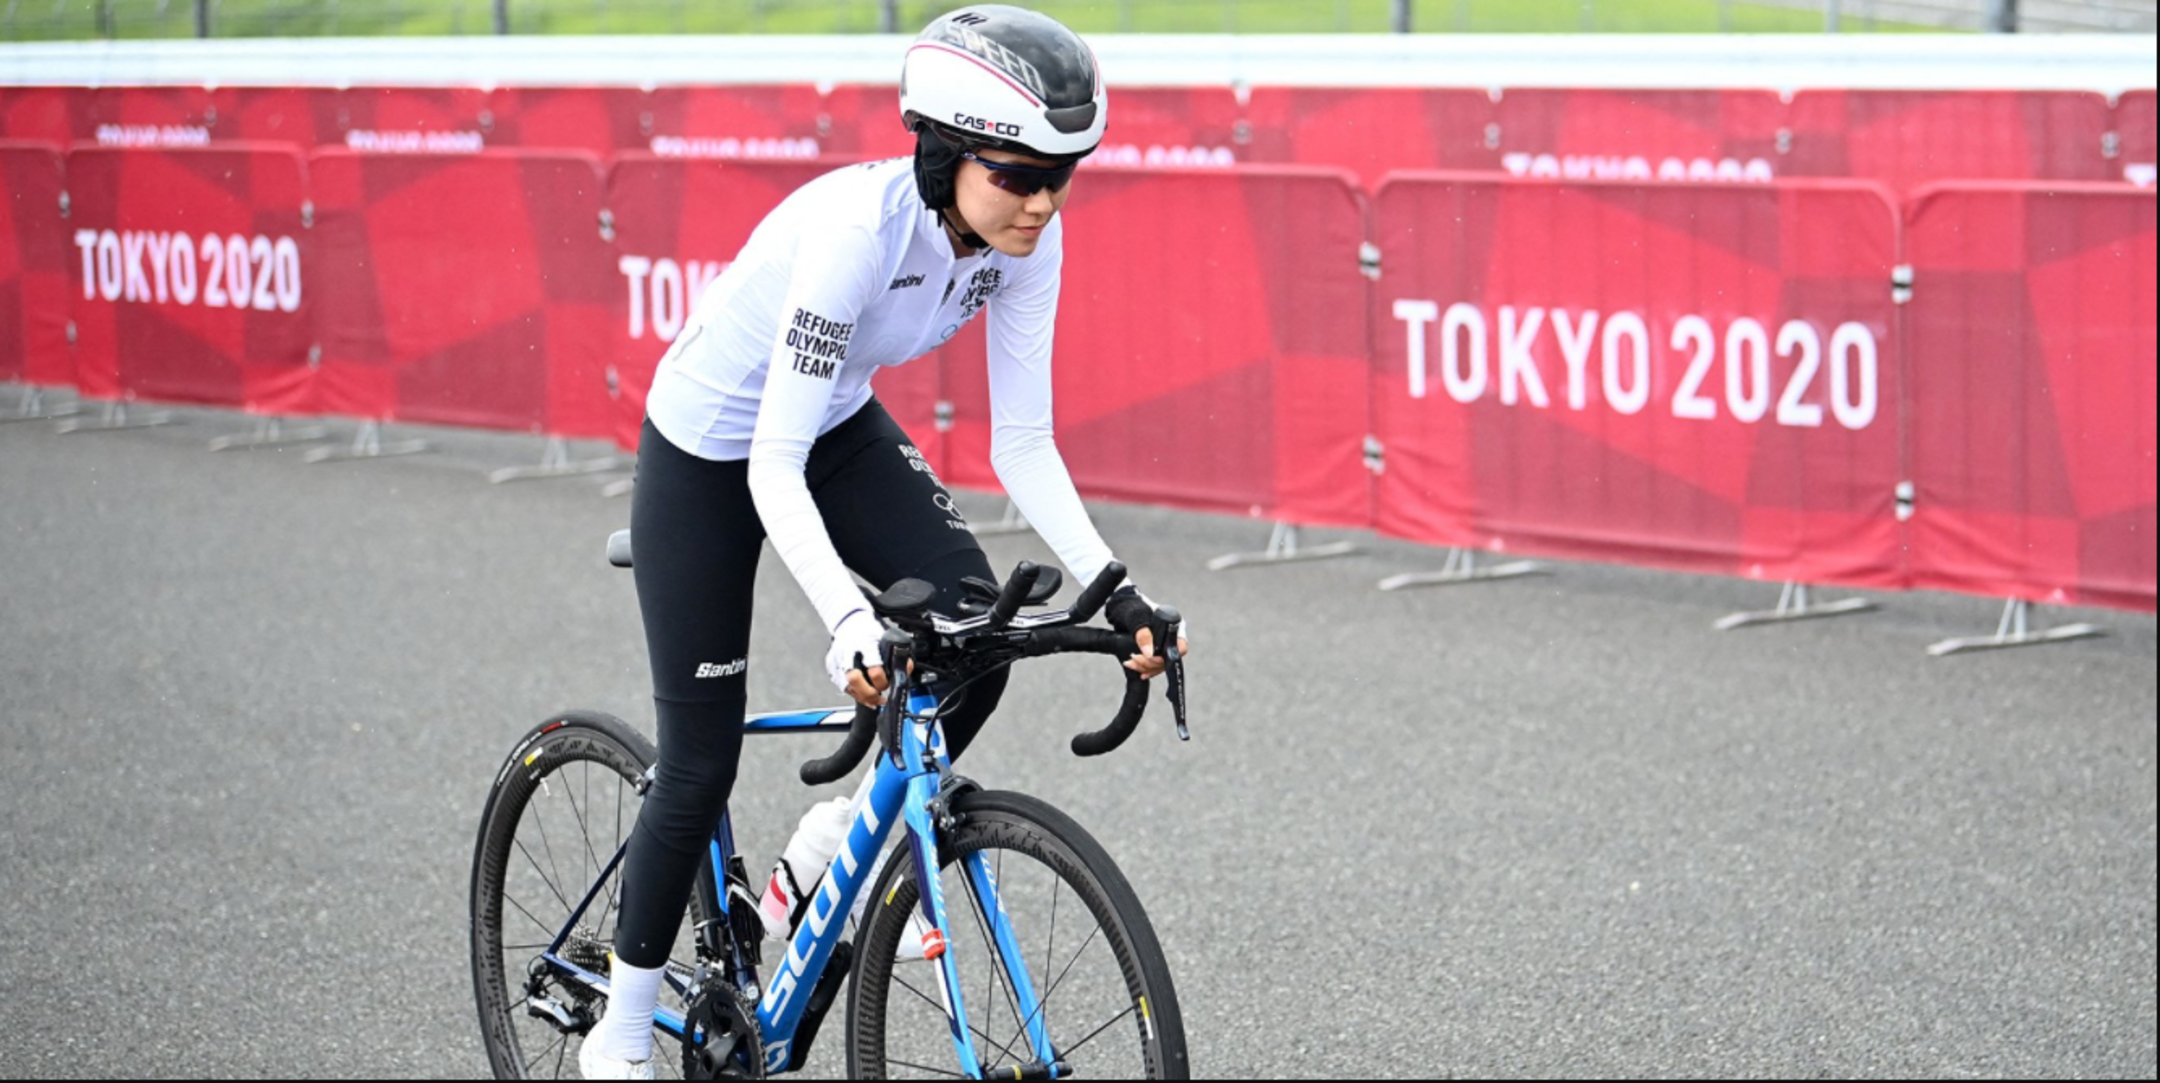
<box><xmin>825</xmin><ymin>609</ymin><xmax>888</xmax><ymax>706</ymax></box>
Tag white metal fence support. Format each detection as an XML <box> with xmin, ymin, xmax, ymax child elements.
<box><xmin>1927</xmin><ymin>598</ymin><xmax>2104</xmax><ymax>656</ymax></box>
<box><xmin>1207</xmin><ymin>521</ymin><xmax>1360</xmax><ymax>572</ymax></box>
<box><xmin>303</xmin><ymin>420</ymin><xmax>428</xmax><ymax>463</ymax></box>
<box><xmin>55</xmin><ymin>399</ymin><xmax>172</xmax><ymax>434</ymax></box>
<box><xmin>208</xmin><ymin>416</ymin><xmax>330</xmax><ymax>452</ymax></box>
<box><xmin>487</xmin><ymin>436</ymin><xmax>623</xmax><ymax>484</ymax></box>
<box><xmin>1</xmin><ymin>385</ymin><xmax>81</xmax><ymax>424</ymax></box>
<box><xmin>971</xmin><ymin>499</ymin><xmax>1032</xmax><ymax>538</ymax></box>
<box><xmin>1376</xmin><ymin>546</ymin><xmax>1540</xmax><ymax>590</ymax></box>
<box><xmin>1714</xmin><ymin>581</ymin><xmax>1877</xmax><ymax>630</ymax></box>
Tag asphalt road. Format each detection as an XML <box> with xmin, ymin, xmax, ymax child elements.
<box><xmin>2</xmin><ymin>403</ymin><xmax>2153</xmax><ymax>1078</ymax></box>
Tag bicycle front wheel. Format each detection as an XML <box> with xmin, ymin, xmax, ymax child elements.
<box><xmin>846</xmin><ymin>789</ymin><xmax>1189</xmax><ymax>1079</ymax></box>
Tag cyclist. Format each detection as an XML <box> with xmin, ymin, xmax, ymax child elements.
<box><xmin>581</xmin><ymin>7</ymin><xmax>1190</xmax><ymax>1078</ymax></box>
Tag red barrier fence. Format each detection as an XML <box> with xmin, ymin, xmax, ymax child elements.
<box><xmin>0</xmin><ymin>141</ymin><xmax>71</xmax><ymax>388</ymax></box>
<box><xmin>1785</xmin><ymin>90</ymin><xmax>2116</xmax><ymax>192</ymax></box>
<box><xmin>0</xmin><ymin>86</ymin><xmax>90</xmax><ymax>146</ymax></box>
<box><xmin>1239</xmin><ymin>87</ymin><xmax>1493</xmax><ymax>184</ymax></box>
<box><xmin>1488</xmin><ymin>89</ymin><xmax>1787</xmax><ymax>184</ymax></box>
<box><xmin>1370</xmin><ymin>174</ymin><xmax>1906</xmax><ymax>587</ymax></box>
<box><xmin>64</xmin><ymin>144</ymin><xmax>314</xmax><ymax>411</ymax></box>
<box><xmin>1906</xmin><ymin>183</ymin><xmax>2157</xmax><ymax>612</ymax></box>
<box><xmin>934</xmin><ymin>166</ymin><xmax>1372</xmax><ymax>527</ymax></box>
<box><xmin>5</xmin><ymin>87</ymin><xmax>2155</xmax><ymax>612</ymax></box>
<box><xmin>2119</xmin><ymin>90</ymin><xmax>2156</xmax><ymax>187</ymax></box>
<box><xmin>309</xmin><ymin>149</ymin><xmax>613</xmax><ymax>435</ymax></box>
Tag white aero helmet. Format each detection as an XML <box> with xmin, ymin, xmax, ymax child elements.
<box><xmin>899</xmin><ymin>5</ymin><xmax>1108</xmax><ymax>164</ymax></box>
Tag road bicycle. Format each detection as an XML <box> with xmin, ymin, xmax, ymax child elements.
<box><xmin>471</xmin><ymin>533</ymin><xmax>1191</xmax><ymax>1078</ymax></box>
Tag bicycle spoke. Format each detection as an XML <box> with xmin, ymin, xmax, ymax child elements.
<box><xmin>1000</xmin><ymin>923</ymin><xmax>1102</xmax><ymax>1058</ymax></box>
<box><xmin>504</xmin><ymin>890</ymin><xmax>563</xmax><ymax>940</ymax></box>
<box><xmin>884</xmin><ymin>1058</ymin><xmax>969</xmax><ymax>1079</ymax></box>
<box><xmin>513</xmin><ymin>835</ymin><xmax>576</xmax><ymax>914</ymax></box>
<box><xmin>530</xmin><ymin>1031</ymin><xmax>567</xmax><ymax>1078</ymax></box>
<box><xmin>890</xmin><ymin>972</ymin><xmax>1007</xmax><ymax>1050</ymax></box>
<box><xmin>1043</xmin><ymin>873</ymin><xmax>1059</xmax><ymax>1003</ymax></box>
<box><xmin>529</xmin><ymin>786</ymin><xmax>575</xmax><ymax>920</ymax></box>
<box><xmin>1058</xmin><ymin>1002</ymin><xmax>1139</xmax><ymax>1061</ymax></box>
<box><xmin>561</xmin><ymin>760</ymin><xmax>616</xmax><ymax>924</ymax></box>
<box><xmin>958</xmin><ymin>858</ymin><xmax>1030</xmax><ymax>1056</ymax></box>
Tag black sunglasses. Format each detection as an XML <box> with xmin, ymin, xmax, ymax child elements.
<box><xmin>961</xmin><ymin>150</ymin><xmax>1077</xmax><ymax>197</ymax></box>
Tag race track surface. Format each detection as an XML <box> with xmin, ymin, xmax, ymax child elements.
<box><xmin>3</xmin><ymin>405</ymin><xmax>2153</xmax><ymax>1078</ymax></box>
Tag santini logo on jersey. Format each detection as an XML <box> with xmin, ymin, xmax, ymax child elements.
<box><xmin>695</xmin><ymin>659</ymin><xmax>748</xmax><ymax>679</ymax></box>
<box><xmin>889</xmin><ymin>273</ymin><xmax>926</xmax><ymax>291</ymax></box>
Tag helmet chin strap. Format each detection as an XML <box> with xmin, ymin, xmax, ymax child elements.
<box><xmin>941</xmin><ymin>206</ymin><xmax>988</xmax><ymax>253</ymax></box>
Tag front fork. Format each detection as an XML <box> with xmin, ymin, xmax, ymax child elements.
<box><xmin>899</xmin><ymin>696</ymin><xmax>1059</xmax><ymax>1078</ymax></box>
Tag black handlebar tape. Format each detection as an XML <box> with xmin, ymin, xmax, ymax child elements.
<box><xmin>800</xmin><ymin>704</ymin><xmax>878</xmax><ymax>786</ymax></box>
<box><xmin>989</xmin><ymin>561</ymin><xmax>1041</xmax><ymax>630</ymax></box>
<box><xmin>1023</xmin><ymin>627</ymin><xmax>1134</xmax><ymax>659</ymax></box>
<box><xmin>1072</xmin><ymin>670</ymin><xmax>1150</xmax><ymax>757</ymax></box>
<box><xmin>1067</xmin><ymin>562</ymin><xmax>1128</xmax><ymax>623</ymax></box>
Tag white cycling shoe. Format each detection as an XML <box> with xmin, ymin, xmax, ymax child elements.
<box><xmin>578</xmin><ymin>1036</ymin><xmax>656</xmax><ymax>1081</ymax></box>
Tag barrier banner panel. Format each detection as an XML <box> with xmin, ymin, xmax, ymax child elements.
<box><xmin>1786</xmin><ymin>90</ymin><xmax>2114</xmax><ymax>192</ymax></box>
<box><xmin>88</xmin><ymin>86</ymin><xmax>217</xmax><ymax>149</ymax></box>
<box><xmin>64</xmin><ymin>144</ymin><xmax>314</xmax><ymax>411</ymax></box>
<box><xmin>2119</xmin><ymin>90</ymin><xmax>2155</xmax><ymax>187</ymax></box>
<box><xmin>486</xmin><ymin>86</ymin><xmax>647</xmax><ymax>157</ymax></box>
<box><xmin>1488</xmin><ymin>89</ymin><xmax>1787</xmax><ymax>185</ymax></box>
<box><xmin>1240</xmin><ymin>87</ymin><xmax>1493</xmax><ymax>188</ymax></box>
<box><xmin>497</xmin><ymin>85</ymin><xmax>902</xmax><ymax>163</ymax></box>
<box><xmin>1371</xmin><ymin>174</ymin><xmax>1904</xmax><ymax>586</ymax></box>
<box><xmin>0</xmin><ymin>86</ymin><xmax>92</xmax><ymax>146</ymax></box>
<box><xmin>215</xmin><ymin>87</ymin><xmax>347</xmax><ymax>147</ymax></box>
<box><xmin>0</xmin><ymin>142</ymin><xmax>71</xmax><ymax>387</ymax></box>
<box><xmin>336</xmin><ymin>87</ymin><xmax>494</xmax><ymax>154</ymax></box>
<box><xmin>937</xmin><ymin>167</ymin><xmax>1372</xmax><ymax>527</ymax></box>
<box><xmin>310</xmin><ymin>149</ymin><xmax>614</xmax><ymax>435</ymax></box>
<box><xmin>78</xmin><ymin>86</ymin><xmax>342</xmax><ymax>149</ymax></box>
<box><xmin>601</xmin><ymin>155</ymin><xmax>864</xmax><ymax>452</ymax></box>
<box><xmin>816</xmin><ymin>85</ymin><xmax>920</xmax><ymax>162</ymax></box>
<box><xmin>1906</xmin><ymin>184</ymin><xmax>2156</xmax><ymax>612</ymax></box>
<box><xmin>1089</xmin><ymin>87</ymin><xmax>1243</xmax><ymax>168</ymax></box>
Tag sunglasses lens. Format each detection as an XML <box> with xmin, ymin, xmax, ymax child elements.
<box><xmin>985</xmin><ymin>163</ymin><xmax>1074</xmax><ymax>197</ymax></box>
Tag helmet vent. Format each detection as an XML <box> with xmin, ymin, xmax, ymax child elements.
<box><xmin>952</xmin><ymin>12</ymin><xmax>988</xmax><ymax>25</ymax></box>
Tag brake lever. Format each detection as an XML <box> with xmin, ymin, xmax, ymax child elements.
<box><xmin>873</xmin><ymin>628</ymin><xmax>913</xmax><ymax>769</ymax></box>
<box><xmin>1151</xmin><ymin>606</ymin><xmax>1189</xmax><ymax>741</ymax></box>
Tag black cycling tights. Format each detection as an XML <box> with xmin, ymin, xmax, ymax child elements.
<box><xmin>614</xmin><ymin>400</ymin><xmax>1008</xmax><ymax>969</ymax></box>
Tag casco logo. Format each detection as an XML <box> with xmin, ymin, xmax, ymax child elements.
<box><xmin>953</xmin><ymin>113</ymin><xmax>1023</xmax><ymax>138</ymax></box>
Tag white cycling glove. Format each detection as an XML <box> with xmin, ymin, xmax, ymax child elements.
<box><xmin>823</xmin><ymin>608</ymin><xmax>887</xmax><ymax>696</ymax></box>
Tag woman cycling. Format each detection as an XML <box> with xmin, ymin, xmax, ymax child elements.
<box><xmin>581</xmin><ymin>7</ymin><xmax>1189</xmax><ymax>1078</ymax></box>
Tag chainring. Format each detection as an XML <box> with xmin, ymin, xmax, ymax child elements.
<box><xmin>682</xmin><ymin>977</ymin><xmax>765</xmax><ymax>1080</ymax></box>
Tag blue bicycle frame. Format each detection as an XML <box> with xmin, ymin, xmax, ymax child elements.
<box><xmin>534</xmin><ymin>691</ymin><xmax>1060</xmax><ymax>1079</ymax></box>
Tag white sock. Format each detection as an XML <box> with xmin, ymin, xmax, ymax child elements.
<box><xmin>596</xmin><ymin>952</ymin><xmax>664</xmax><ymax>1063</ymax></box>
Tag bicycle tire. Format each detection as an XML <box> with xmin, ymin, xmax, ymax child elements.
<box><xmin>470</xmin><ymin>709</ymin><xmax>715</xmax><ymax>1080</ymax></box>
<box><xmin>844</xmin><ymin>789</ymin><xmax>1189</xmax><ymax>1079</ymax></box>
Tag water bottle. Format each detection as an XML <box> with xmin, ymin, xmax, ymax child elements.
<box><xmin>758</xmin><ymin>796</ymin><xmax>852</xmax><ymax>940</ymax></box>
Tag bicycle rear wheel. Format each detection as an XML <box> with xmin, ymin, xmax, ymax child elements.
<box><xmin>470</xmin><ymin>710</ymin><xmax>713</xmax><ymax>1080</ymax></box>
<box><xmin>846</xmin><ymin>789</ymin><xmax>1189</xmax><ymax>1079</ymax></box>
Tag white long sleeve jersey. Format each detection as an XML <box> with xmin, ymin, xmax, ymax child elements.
<box><xmin>645</xmin><ymin>157</ymin><xmax>1118</xmax><ymax>639</ymax></box>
